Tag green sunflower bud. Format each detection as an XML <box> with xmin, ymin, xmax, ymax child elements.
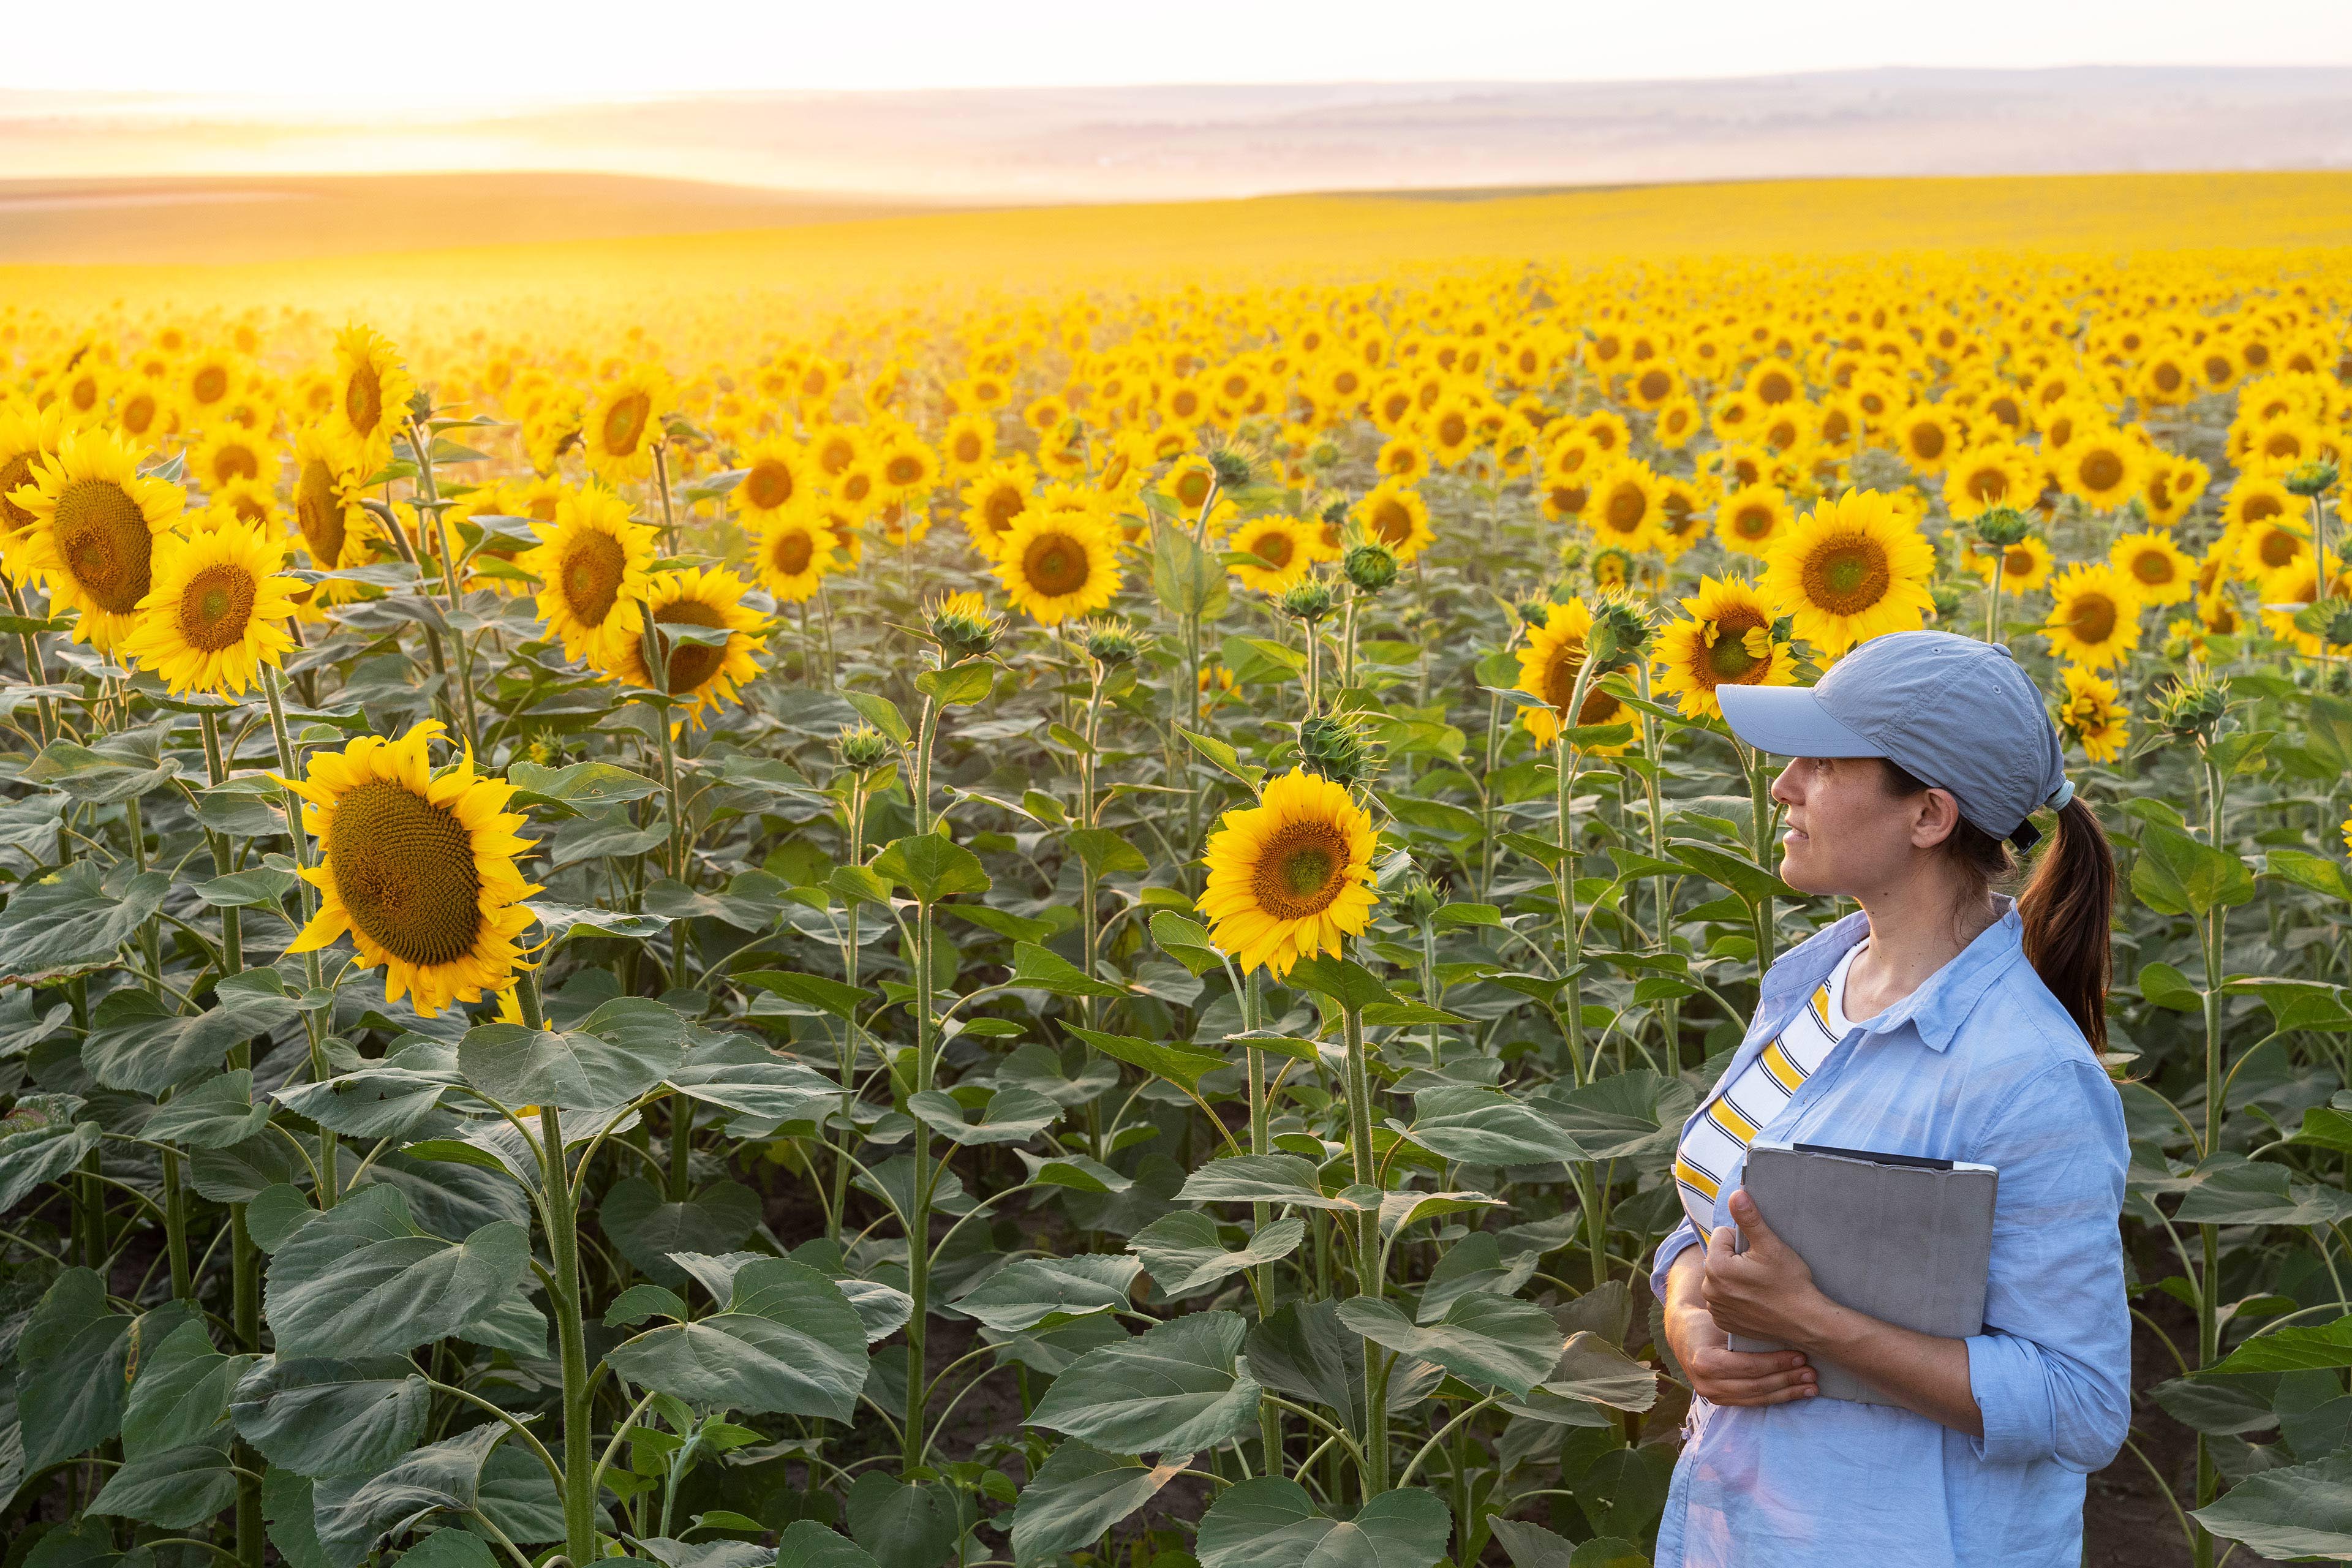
<box><xmin>1586</xmin><ymin>592</ymin><xmax>1653</xmax><ymax>669</ymax></box>
<box><xmin>2292</xmin><ymin>595</ymin><xmax>2352</xmax><ymax>648</ymax></box>
<box><xmin>1298</xmin><ymin>711</ymin><xmax>1380</xmax><ymax>788</ymax></box>
<box><xmin>1082</xmin><ymin>617</ymin><xmax>1144</xmax><ymax>666</ymax></box>
<box><xmin>1972</xmin><ymin>505</ymin><xmax>2034</xmax><ymax>548</ymax></box>
<box><xmin>1395</xmin><ymin>872</ymin><xmax>1447</xmax><ymax>929</ymax></box>
<box><xmin>1210</xmin><ymin>447</ymin><xmax>1256</xmax><ymax>489</ymax></box>
<box><xmin>1343</xmin><ymin>542</ymin><xmax>1398</xmax><ymax>593</ymax></box>
<box><xmin>836</xmin><ymin>722</ymin><xmax>894</xmax><ymax>771</ymax></box>
<box><xmin>2152</xmin><ymin>668</ymin><xmax>2229</xmax><ymax>740</ymax></box>
<box><xmin>2286</xmin><ymin>460</ymin><xmax>2340</xmax><ymax>499</ymax></box>
<box><xmin>1931</xmin><ymin>582</ymin><xmax>1967</xmax><ymax>622</ymax></box>
<box><xmin>1281</xmin><ymin>579</ymin><xmax>1340</xmax><ymax>625</ymax></box>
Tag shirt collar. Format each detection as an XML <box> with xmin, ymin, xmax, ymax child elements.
<box><xmin>1850</xmin><ymin>899</ymin><xmax>2027</xmax><ymax>1052</ymax></box>
<box><xmin>1758</xmin><ymin>899</ymin><xmax>2026</xmax><ymax>1054</ymax></box>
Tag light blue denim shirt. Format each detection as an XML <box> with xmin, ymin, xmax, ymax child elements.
<box><xmin>1648</xmin><ymin>902</ymin><xmax>2130</xmax><ymax>1568</ymax></box>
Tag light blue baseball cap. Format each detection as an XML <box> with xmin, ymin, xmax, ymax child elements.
<box><xmin>1715</xmin><ymin>630</ymin><xmax>2071</xmax><ymax>848</ymax></box>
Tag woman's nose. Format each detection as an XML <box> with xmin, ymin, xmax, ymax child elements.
<box><xmin>1769</xmin><ymin>759</ymin><xmax>1804</xmax><ymax>807</ymax></box>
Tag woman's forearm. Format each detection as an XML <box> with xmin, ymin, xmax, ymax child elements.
<box><xmin>1782</xmin><ymin>1294</ymin><xmax>1982</xmax><ymax>1438</ymax></box>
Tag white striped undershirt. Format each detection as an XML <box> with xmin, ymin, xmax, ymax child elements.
<box><xmin>1675</xmin><ymin>944</ymin><xmax>1862</xmax><ymax>1236</ymax></box>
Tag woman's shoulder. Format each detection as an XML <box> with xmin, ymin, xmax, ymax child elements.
<box><xmin>1949</xmin><ymin>958</ymin><xmax>2123</xmax><ymax>1125</ymax></box>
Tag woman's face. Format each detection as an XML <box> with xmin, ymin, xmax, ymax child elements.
<box><xmin>1769</xmin><ymin>756</ymin><xmax>1955</xmax><ymax>897</ymax></box>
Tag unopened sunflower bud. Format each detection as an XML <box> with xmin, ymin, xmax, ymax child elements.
<box><xmin>2152</xmin><ymin>669</ymin><xmax>2228</xmax><ymax>739</ymax></box>
<box><xmin>405</xmin><ymin>388</ymin><xmax>435</xmax><ymax>426</ymax></box>
<box><xmin>1343</xmin><ymin>541</ymin><xmax>1398</xmax><ymax>593</ymax></box>
<box><xmin>1931</xmin><ymin>582</ymin><xmax>1967</xmax><ymax>622</ymax></box>
<box><xmin>1210</xmin><ymin>447</ymin><xmax>1256</xmax><ymax>488</ymax></box>
<box><xmin>1320</xmin><ymin>497</ymin><xmax>1352</xmax><ymax>529</ymax></box>
<box><xmin>2293</xmin><ymin>595</ymin><xmax>2352</xmax><ymax>648</ymax></box>
<box><xmin>1557</xmin><ymin>539</ymin><xmax>1588</xmax><ymax>573</ymax></box>
<box><xmin>1586</xmin><ymin>592</ymin><xmax>1653</xmax><ymax>669</ymax></box>
<box><xmin>1082</xmin><ymin>617</ymin><xmax>1144</xmax><ymax>666</ymax></box>
<box><xmin>837</xmin><ymin>723</ymin><xmax>894</xmax><ymax>771</ymax></box>
<box><xmin>1972</xmin><ymin>505</ymin><xmax>2034</xmax><ymax>548</ymax></box>
<box><xmin>926</xmin><ymin>590</ymin><xmax>1001</xmax><ymax>660</ymax></box>
<box><xmin>2287</xmin><ymin>460</ymin><xmax>2341</xmax><ymax>499</ymax></box>
<box><xmin>1395</xmin><ymin>872</ymin><xmax>1447</xmax><ymax>929</ymax></box>
<box><xmin>1281</xmin><ymin>579</ymin><xmax>1339</xmax><ymax>624</ymax></box>
<box><xmin>1298</xmin><ymin>712</ymin><xmax>1379</xmax><ymax>787</ymax></box>
<box><xmin>1308</xmin><ymin>437</ymin><xmax>1344</xmax><ymax>469</ymax></box>
<box><xmin>1515</xmin><ymin>597</ymin><xmax>1553</xmax><ymax>629</ymax></box>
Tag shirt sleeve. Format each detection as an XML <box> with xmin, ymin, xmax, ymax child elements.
<box><xmin>1964</xmin><ymin>1055</ymin><xmax>2132</xmax><ymax>1472</ymax></box>
<box><xmin>1649</xmin><ymin>1215</ymin><xmax>1704</xmax><ymax>1303</ymax></box>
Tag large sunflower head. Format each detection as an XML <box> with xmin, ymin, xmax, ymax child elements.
<box><xmin>993</xmin><ymin>507</ymin><xmax>1123</xmax><ymax>625</ymax></box>
<box><xmin>1714</xmin><ymin>482</ymin><xmax>1793</xmax><ymax>557</ymax></box>
<box><xmin>755</xmin><ymin>514</ymin><xmax>835</xmax><ymax>605</ymax></box>
<box><xmin>732</xmin><ymin>438</ymin><xmax>810</xmax><ymax>524</ymax></box>
<box><xmin>1652</xmin><ymin>576</ymin><xmax>1798</xmax><ymax>721</ymax></box>
<box><xmin>1895</xmin><ymin>405</ymin><xmax>1961</xmax><ymax>473</ymax></box>
<box><xmin>2143</xmin><ymin>453</ymin><xmax>2211</xmax><ymax>527</ymax></box>
<box><xmin>1228</xmin><ymin>514</ymin><xmax>1321</xmax><ymax>595</ymax></box>
<box><xmin>603</xmin><ymin>567</ymin><xmax>768</xmax><ymax>729</ymax></box>
<box><xmin>9</xmin><ymin>426</ymin><xmax>185</xmax><ymax>650</ymax></box>
<box><xmin>1197</xmin><ymin>766</ymin><xmax>1379</xmax><ymax>977</ymax></box>
<box><xmin>582</xmin><ymin>364</ymin><xmax>674</xmax><ymax>483</ymax></box>
<box><xmin>1757</xmin><ymin>489</ymin><xmax>1936</xmax><ymax>658</ymax></box>
<box><xmin>280</xmin><ymin>720</ymin><xmax>540</xmax><ymax>1019</ymax></box>
<box><xmin>330</xmin><ymin>325</ymin><xmax>417</xmax><ymax>467</ymax></box>
<box><xmin>2056</xmin><ymin>666</ymin><xmax>2128</xmax><ymax>764</ymax></box>
<box><xmin>287</xmin><ymin>422</ymin><xmax>375</xmax><ymax>579</ymax></box>
<box><xmin>2109</xmin><ymin>529</ymin><xmax>2196</xmax><ymax>608</ymax></box>
<box><xmin>522</xmin><ymin>484</ymin><xmax>658</xmax><ymax>664</ymax></box>
<box><xmin>2059</xmin><ymin>430</ymin><xmax>2144</xmax><ymax>510</ymax></box>
<box><xmin>1353</xmin><ymin>479</ymin><xmax>1434</xmax><ymax>562</ymax></box>
<box><xmin>875</xmin><ymin>433</ymin><xmax>941</xmax><ymax>502</ymax></box>
<box><xmin>193</xmin><ymin>425</ymin><xmax>278</xmax><ymax>496</ymax></box>
<box><xmin>1941</xmin><ymin>440</ymin><xmax>2034</xmax><ymax>521</ymax></box>
<box><xmin>121</xmin><ymin>516</ymin><xmax>301</xmax><ymax>695</ymax></box>
<box><xmin>1513</xmin><ymin>597</ymin><xmax>1632</xmax><ymax>752</ymax></box>
<box><xmin>2041</xmin><ymin>562</ymin><xmax>2145</xmax><ymax>669</ymax></box>
<box><xmin>959</xmin><ymin>459</ymin><xmax>1036</xmax><ymax>559</ymax></box>
<box><xmin>0</xmin><ymin>399</ymin><xmax>72</xmax><ymax>573</ymax></box>
<box><xmin>1587</xmin><ymin>461</ymin><xmax>1661</xmax><ymax>551</ymax></box>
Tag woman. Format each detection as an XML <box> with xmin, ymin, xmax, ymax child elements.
<box><xmin>1651</xmin><ymin>630</ymin><xmax>2130</xmax><ymax>1567</ymax></box>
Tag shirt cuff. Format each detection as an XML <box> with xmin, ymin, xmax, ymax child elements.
<box><xmin>1649</xmin><ymin>1218</ymin><xmax>1703</xmax><ymax>1303</ymax></box>
<box><xmin>1966</xmin><ymin>1330</ymin><xmax>2055</xmax><ymax>1466</ymax></box>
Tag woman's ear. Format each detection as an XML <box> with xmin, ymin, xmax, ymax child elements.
<box><xmin>1911</xmin><ymin>787</ymin><xmax>1964</xmax><ymax>850</ymax></box>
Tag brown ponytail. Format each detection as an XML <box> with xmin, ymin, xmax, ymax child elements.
<box><xmin>2015</xmin><ymin>796</ymin><xmax>2116</xmax><ymax>1052</ymax></box>
<box><xmin>1879</xmin><ymin>763</ymin><xmax>2116</xmax><ymax>1050</ymax></box>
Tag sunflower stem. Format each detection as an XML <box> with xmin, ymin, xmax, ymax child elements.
<box><xmin>1340</xmin><ymin>998</ymin><xmax>1387</xmax><ymax>1496</ymax></box>
<box><xmin>903</xmin><ymin>699</ymin><xmax>946</xmax><ymax>1469</ymax></box>
<box><xmin>407</xmin><ymin>417</ymin><xmax>480</xmax><ymax>755</ymax></box>
<box><xmin>2</xmin><ymin>575</ymin><xmax>56</xmax><ymax>744</ymax></box>
<box><xmin>652</xmin><ymin>440</ymin><xmax>680</xmax><ymax>556</ymax></box>
<box><xmin>535</xmin><ymin>1099</ymin><xmax>600</xmax><ymax>1568</ymax></box>
<box><xmin>262</xmin><ymin>664</ymin><xmax>337</xmax><ymax>1207</ymax></box>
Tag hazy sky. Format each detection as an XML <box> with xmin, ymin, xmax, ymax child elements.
<box><xmin>10</xmin><ymin>0</ymin><xmax>2351</xmax><ymax>105</ymax></box>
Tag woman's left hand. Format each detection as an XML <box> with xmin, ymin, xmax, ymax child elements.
<box><xmin>1702</xmin><ymin>1188</ymin><xmax>1833</xmax><ymax>1349</ymax></box>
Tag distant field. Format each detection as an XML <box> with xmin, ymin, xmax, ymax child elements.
<box><xmin>7</xmin><ymin>169</ymin><xmax>2350</xmax><ymax>334</ymax></box>
<box><xmin>0</xmin><ymin>171</ymin><xmax>963</xmax><ymax>266</ymax></box>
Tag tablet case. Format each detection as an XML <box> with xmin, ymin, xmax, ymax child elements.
<box><xmin>1725</xmin><ymin>1139</ymin><xmax>1999</xmax><ymax>1406</ymax></box>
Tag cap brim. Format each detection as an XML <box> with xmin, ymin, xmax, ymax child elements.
<box><xmin>1716</xmin><ymin>684</ymin><xmax>1882</xmax><ymax>758</ymax></box>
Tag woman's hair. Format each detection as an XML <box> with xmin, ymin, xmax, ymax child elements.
<box><xmin>1879</xmin><ymin>759</ymin><xmax>2116</xmax><ymax>1050</ymax></box>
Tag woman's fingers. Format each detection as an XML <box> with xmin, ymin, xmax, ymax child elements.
<box><xmin>1687</xmin><ymin>1344</ymin><xmax>1817</xmax><ymax>1406</ymax></box>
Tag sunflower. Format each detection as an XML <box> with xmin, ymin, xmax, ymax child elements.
<box><xmin>2056</xmin><ymin>667</ymin><xmax>2128</xmax><ymax>764</ymax></box>
<box><xmin>1163</xmin><ymin>456</ymin><xmax>1218</xmax><ymax>514</ymax></box>
<box><xmin>2256</xmin><ymin>556</ymin><xmax>2352</xmax><ymax>653</ymax></box>
<box><xmin>1652</xmin><ymin>576</ymin><xmax>1799</xmax><ymax>720</ymax></box>
<box><xmin>192</xmin><ymin>426</ymin><xmax>277</xmax><ymax>494</ymax></box>
<box><xmin>1513</xmin><ymin>597</ymin><xmax>1632</xmax><ymax>752</ymax></box>
<box><xmin>732</xmin><ymin>438</ymin><xmax>810</xmax><ymax>524</ymax></box>
<box><xmin>2109</xmin><ymin>530</ymin><xmax>2196</xmax><ymax>607</ymax></box>
<box><xmin>522</xmin><ymin>485</ymin><xmax>657</xmax><ymax>664</ymax></box>
<box><xmin>875</xmin><ymin>432</ymin><xmax>941</xmax><ymax>503</ymax></box>
<box><xmin>288</xmin><ymin>423</ymin><xmax>375</xmax><ymax>578</ymax></box>
<box><xmin>1228</xmin><ymin>514</ymin><xmax>1319</xmax><ymax>595</ymax></box>
<box><xmin>582</xmin><ymin>364</ymin><xmax>673</xmax><ymax>484</ymax></box>
<box><xmin>1197</xmin><ymin>767</ymin><xmax>1378</xmax><ymax>977</ymax></box>
<box><xmin>8</xmin><ymin>426</ymin><xmax>184</xmax><ymax>650</ymax></box>
<box><xmin>959</xmin><ymin>459</ymin><xmax>1035</xmax><ymax>558</ymax></box>
<box><xmin>113</xmin><ymin>375</ymin><xmax>170</xmax><ymax>443</ymax></box>
<box><xmin>1377</xmin><ymin>437</ymin><xmax>1427</xmax><ymax>482</ymax></box>
<box><xmin>120</xmin><ymin>516</ymin><xmax>300</xmax><ymax>695</ymax></box>
<box><xmin>1586</xmin><ymin>462</ymin><xmax>1662</xmax><ymax>552</ymax></box>
<box><xmin>1758</xmin><ymin>489</ymin><xmax>1936</xmax><ymax>657</ymax></box>
<box><xmin>2143</xmin><ymin>453</ymin><xmax>2211</xmax><ymax>527</ymax></box>
<box><xmin>2042</xmin><ymin>563</ymin><xmax>2144</xmax><ymax>669</ymax></box>
<box><xmin>995</xmin><ymin>507</ymin><xmax>1122</xmax><ymax>625</ymax></box>
<box><xmin>2057</xmin><ymin>429</ymin><xmax>2143</xmax><ymax>510</ymax></box>
<box><xmin>281</xmin><ymin>719</ymin><xmax>539</xmax><ymax>1019</ymax></box>
<box><xmin>1651</xmin><ymin>478</ymin><xmax>1706</xmax><ymax>561</ymax></box>
<box><xmin>756</xmin><ymin>514</ymin><xmax>834</xmax><ymax>604</ymax></box>
<box><xmin>1893</xmin><ymin>405</ymin><xmax>1962</xmax><ymax>473</ymax></box>
<box><xmin>2220</xmin><ymin>474</ymin><xmax>2296</xmax><ymax>541</ymax></box>
<box><xmin>1354</xmin><ymin>480</ymin><xmax>1434</xmax><ymax>562</ymax></box>
<box><xmin>1714</xmin><ymin>483</ymin><xmax>1793</xmax><ymax>557</ymax></box>
<box><xmin>1962</xmin><ymin>533</ymin><xmax>2056</xmax><ymax>595</ymax></box>
<box><xmin>330</xmin><ymin>326</ymin><xmax>416</xmax><ymax>467</ymax></box>
<box><xmin>1423</xmin><ymin>394</ymin><xmax>1482</xmax><ymax>466</ymax></box>
<box><xmin>603</xmin><ymin>567</ymin><xmax>768</xmax><ymax>728</ymax></box>
<box><xmin>941</xmin><ymin>413</ymin><xmax>996</xmax><ymax>477</ymax></box>
<box><xmin>1653</xmin><ymin>394</ymin><xmax>1702</xmax><ymax>449</ymax></box>
<box><xmin>0</xmin><ymin>400</ymin><xmax>70</xmax><ymax>571</ymax></box>
<box><xmin>1941</xmin><ymin>441</ymin><xmax>2035</xmax><ymax>521</ymax></box>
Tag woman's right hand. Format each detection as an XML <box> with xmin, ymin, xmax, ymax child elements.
<box><xmin>1664</xmin><ymin>1246</ymin><xmax>1819</xmax><ymax>1407</ymax></box>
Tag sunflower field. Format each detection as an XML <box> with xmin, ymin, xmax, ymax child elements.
<box><xmin>1</xmin><ymin>179</ymin><xmax>2351</xmax><ymax>1568</ymax></box>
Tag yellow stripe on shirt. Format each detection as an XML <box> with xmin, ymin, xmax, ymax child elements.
<box><xmin>1707</xmin><ymin>1097</ymin><xmax>1760</xmax><ymax>1142</ymax></box>
<box><xmin>1760</xmin><ymin>1041</ymin><xmax>1807</xmax><ymax>1093</ymax></box>
<box><xmin>1675</xmin><ymin>1155</ymin><xmax>1721</xmax><ymax>1200</ymax></box>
